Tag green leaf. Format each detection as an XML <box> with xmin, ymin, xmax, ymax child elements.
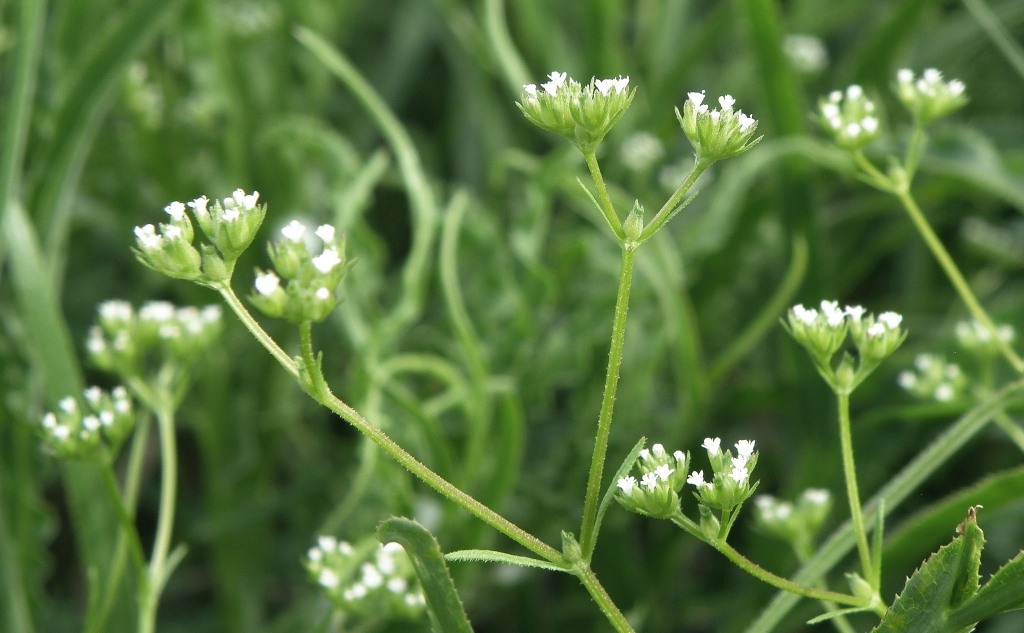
<box><xmin>871</xmin><ymin>507</ymin><xmax>984</xmax><ymax>633</ymax></box>
<box><xmin>445</xmin><ymin>549</ymin><xmax>568</xmax><ymax>573</ymax></box>
<box><xmin>585</xmin><ymin>437</ymin><xmax>646</xmax><ymax>559</ymax></box>
<box><xmin>377</xmin><ymin>517</ymin><xmax>473</xmax><ymax>633</ymax></box>
<box><xmin>949</xmin><ymin>549</ymin><xmax>1024</xmax><ymax>628</ymax></box>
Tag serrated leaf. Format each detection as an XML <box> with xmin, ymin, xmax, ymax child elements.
<box><xmin>949</xmin><ymin>549</ymin><xmax>1024</xmax><ymax>628</ymax></box>
<box><xmin>871</xmin><ymin>508</ymin><xmax>984</xmax><ymax>633</ymax></box>
<box><xmin>377</xmin><ymin>517</ymin><xmax>473</xmax><ymax>633</ymax></box>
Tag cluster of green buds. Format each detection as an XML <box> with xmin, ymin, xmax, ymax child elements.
<box><xmin>616</xmin><ymin>443</ymin><xmax>689</xmax><ymax>518</ymax></box>
<box><xmin>754</xmin><ymin>489</ymin><xmax>831</xmax><ymax>558</ymax></box>
<box><xmin>133</xmin><ymin>189</ymin><xmax>266</xmax><ymax>284</ymax></box>
<box><xmin>818</xmin><ymin>85</ymin><xmax>880</xmax><ymax>150</ymax></box>
<box><xmin>305</xmin><ymin>536</ymin><xmax>426</xmax><ymax>622</ymax></box>
<box><xmin>86</xmin><ymin>300</ymin><xmax>223</xmax><ymax>380</ymax></box>
<box><xmin>686</xmin><ymin>437</ymin><xmax>760</xmax><ymax>539</ymax></box>
<box><xmin>39</xmin><ymin>386</ymin><xmax>134</xmax><ymax>459</ymax></box>
<box><xmin>677</xmin><ymin>91</ymin><xmax>760</xmax><ymax>161</ymax></box>
<box><xmin>894</xmin><ymin>68</ymin><xmax>967</xmax><ymax>125</ymax></box>
<box><xmin>897</xmin><ymin>353</ymin><xmax>967</xmax><ymax>403</ymax></box>
<box><xmin>784</xmin><ymin>300</ymin><xmax>906</xmax><ymax>393</ymax></box>
<box><xmin>249</xmin><ymin>220</ymin><xmax>350</xmax><ymax>324</ymax></box>
<box><xmin>517</xmin><ymin>71</ymin><xmax>635</xmax><ymax>153</ymax></box>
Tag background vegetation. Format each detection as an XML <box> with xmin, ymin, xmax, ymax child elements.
<box><xmin>2</xmin><ymin>0</ymin><xmax>1024</xmax><ymax>631</ymax></box>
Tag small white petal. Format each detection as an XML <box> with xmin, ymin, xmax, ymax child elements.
<box><xmin>315</xmin><ymin>224</ymin><xmax>336</xmax><ymax>243</ymax></box>
<box><xmin>281</xmin><ymin>220</ymin><xmax>306</xmax><ymax>242</ymax></box>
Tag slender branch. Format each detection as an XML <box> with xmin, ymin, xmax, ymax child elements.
<box><xmin>638</xmin><ymin>156</ymin><xmax>713</xmax><ymax>242</ymax></box>
<box><xmin>217</xmin><ymin>286</ymin><xmax>562</xmax><ymax>564</ymax></box>
<box><xmin>580</xmin><ymin>245</ymin><xmax>637</xmax><ymax>557</ymax></box>
<box><xmin>583</xmin><ymin>151</ymin><xmax>624</xmax><ymax>238</ymax></box>
<box><xmin>836</xmin><ymin>392</ymin><xmax>874</xmax><ymax>585</ymax></box>
<box><xmin>894</xmin><ymin>189</ymin><xmax>1024</xmax><ymax>374</ymax></box>
<box><xmin>574</xmin><ymin>566</ymin><xmax>636</xmax><ymax>632</ymax></box>
<box><xmin>138</xmin><ymin>402</ymin><xmax>178</xmax><ymax>633</ymax></box>
<box><xmin>669</xmin><ymin>513</ymin><xmax>863</xmax><ymax>607</ymax></box>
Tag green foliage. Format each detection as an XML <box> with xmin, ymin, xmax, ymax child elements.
<box><xmin>872</xmin><ymin>508</ymin><xmax>1024</xmax><ymax>633</ymax></box>
<box><xmin>3</xmin><ymin>0</ymin><xmax>1024</xmax><ymax>632</ymax></box>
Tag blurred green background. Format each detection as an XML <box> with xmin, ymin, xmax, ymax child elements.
<box><xmin>2</xmin><ymin>0</ymin><xmax>1024</xmax><ymax>631</ymax></box>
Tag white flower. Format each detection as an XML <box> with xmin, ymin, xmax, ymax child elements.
<box><xmin>617</xmin><ymin>476</ymin><xmax>638</xmax><ymax>494</ymax></box>
<box><xmin>164</xmin><ymin>224</ymin><xmax>183</xmax><ymax>240</ymax></box>
<box><xmin>738</xmin><ymin>113</ymin><xmax>756</xmax><ymax>131</ymax></box>
<box><xmin>254</xmin><ymin>271</ymin><xmax>280</xmax><ymax>296</ymax></box>
<box><xmin>188</xmin><ymin>196</ymin><xmax>209</xmax><ymax>219</ymax></box>
<box><xmin>804</xmin><ymin>489</ymin><xmax>830</xmax><ymax>505</ymax></box>
<box><xmin>897</xmin><ymin>68</ymin><xmax>914</xmax><ymax>83</ymax></box>
<box><xmin>164</xmin><ymin>201</ymin><xmax>186</xmax><ymax>221</ymax></box>
<box><xmin>317</xmin><ymin>535</ymin><xmax>337</xmax><ymax>552</ymax></box>
<box><xmin>729</xmin><ymin>466</ymin><xmax>749</xmax><ymax>483</ymax></box>
<box><xmin>687</xmin><ymin>470</ymin><xmax>706</xmax><ymax>488</ymax></box>
<box><xmin>361</xmin><ymin>563</ymin><xmax>383</xmax><ymax>588</ymax></box>
<box><xmin>315</xmin><ymin>287</ymin><xmax>331</xmax><ymax>301</ymax></box>
<box><xmin>861</xmin><ymin>116</ymin><xmax>879</xmax><ymax>134</ymax></box>
<box><xmin>718</xmin><ymin>94</ymin><xmax>736</xmax><ymax>110</ymax></box>
<box><xmin>134</xmin><ymin>224</ymin><xmax>161</xmax><ymax>249</ymax></box>
<box><xmin>281</xmin><ymin>220</ymin><xmax>306</xmax><ymax>242</ymax></box>
<box><xmin>541</xmin><ymin>71</ymin><xmax>567</xmax><ymax>95</ymax></box>
<box><xmin>702</xmin><ymin>437</ymin><xmax>721</xmax><ymax>454</ymax></box>
<box><xmin>318</xmin><ymin>568</ymin><xmax>340</xmax><ymax>589</ymax></box>
<box><xmin>846</xmin><ymin>84</ymin><xmax>863</xmax><ymax>99</ymax></box>
<box><xmin>641</xmin><ymin>472</ymin><xmax>660</xmax><ymax>491</ymax></box>
<box><xmin>878</xmin><ymin>311</ymin><xmax>903</xmax><ymax>329</ymax></box>
<box><xmin>221</xmin><ymin>208</ymin><xmax>240</xmax><ymax>222</ymax></box>
<box><xmin>315</xmin><ymin>224</ymin><xmax>336</xmax><ymax>243</ymax></box>
<box><xmin>845</xmin><ymin>305</ymin><xmax>866</xmax><ymax>321</ymax></box>
<box><xmin>99</xmin><ymin>300</ymin><xmax>133</xmax><ymax>322</ymax></box>
<box><xmin>312</xmin><ymin>248</ymin><xmax>341</xmax><ymax>274</ymax></box>
<box><xmin>140</xmin><ymin>301</ymin><xmax>175</xmax><ymax>322</ymax></box>
<box><xmin>523</xmin><ymin>83</ymin><xmax>538</xmax><ymax>96</ymax></box>
<box><xmin>792</xmin><ymin>304</ymin><xmax>817</xmax><ymax>325</ymax></box>
<box><xmin>84</xmin><ymin>386</ymin><xmax>103</xmax><ymax>405</ymax></box>
<box><xmin>59</xmin><ymin>397</ymin><xmax>77</xmax><ymax>413</ymax></box>
<box><xmin>651</xmin><ymin>443</ymin><xmax>666</xmax><ymax>457</ymax></box>
<box><xmin>387</xmin><ymin>577</ymin><xmax>407</xmax><ymax>594</ymax></box>
<box><xmin>735</xmin><ymin>439</ymin><xmax>755</xmax><ymax>460</ymax></box>
<box><xmin>595</xmin><ymin>75</ymin><xmax>629</xmax><ymax>95</ymax></box>
<box><xmin>687</xmin><ymin>90</ymin><xmax>706</xmax><ymax>107</ymax></box>
<box><xmin>226</xmin><ymin>188</ymin><xmax>259</xmax><ymax>211</ymax></box>
<box><xmin>653</xmin><ymin>464</ymin><xmax>674</xmax><ymax>481</ymax></box>
<box><xmin>867</xmin><ymin>323</ymin><xmax>886</xmax><ymax>338</ymax></box>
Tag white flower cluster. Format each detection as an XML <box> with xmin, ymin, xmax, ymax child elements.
<box><xmin>677</xmin><ymin>91</ymin><xmax>760</xmax><ymax>161</ymax></box>
<box><xmin>305</xmin><ymin>536</ymin><xmax>426</xmax><ymax>619</ymax></box>
<box><xmin>785</xmin><ymin>300</ymin><xmax>906</xmax><ymax>383</ymax></box>
<box><xmin>754</xmin><ymin>489</ymin><xmax>832</xmax><ymax>550</ymax></box>
<box><xmin>250</xmin><ymin>220</ymin><xmax>348</xmax><ymax>323</ymax></box>
<box><xmin>894</xmin><ymin>68</ymin><xmax>967</xmax><ymax>124</ymax></box>
<box><xmin>616</xmin><ymin>443</ymin><xmax>688</xmax><ymax>513</ymax></box>
<box><xmin>40</xmin><ymin>386</ymin><xmax>134</xmax><ymax>459</ymax></box>
<box><xmin>87</xmin><ymin>300</ymin><xmax>223</xmax><ymax>377</ymax></box>
<box><xmin>134</xmin><ymin>189</ymin><xmax>266</xmax><ymax>282</ymax></box>
<box><xmin>687</xmin><ymin>437</ymin><xmax>756</xmax><ymax>489</ymax></box>
<box><xmin>955</xmin><ymin>318</ymin><xmax>1015</xmax><ymax>358</ymax></box>
<box><xmin>819</xmin><ymin>85</ymin><xmax>880</xmax><ymax>149</ymax></box>
<box><xmin>898</xmin><ymin>353</ymin><xmax>966</xmax><ymax>403</ymax></box>
<box><xmin>518</xmin><ymin>70</ymin><xmax>635</xmax><ymax>152</ymax></box>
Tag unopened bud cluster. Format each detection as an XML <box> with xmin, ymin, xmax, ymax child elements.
<box><xmin>754</xmin><ymin>489</ymin><xmax>831</xmax><ymax>555</ymax></box>
<box><xmin>305</xmin><ymin>536</ymin><xmax>426</xmax><ymax>621</ymax></box>
<box><xmin>40</xmin><ymin>386</ymin><xmax>134</xmax><ymax>459</ymax></box>
<box><xmin>616</xmin><ymin>443</ymin><xmax>688</xmax><ymax>518</ymax></box>
<box><xmin>87</xmin><ymin>300</ymin><xmax>223</xmax><ymax>379</ymax></box>
<box><xmin>784</xmin><ymin>300</ymin><xmax>906</xmax><ymax>392</ymax></box>
<box><xmin>898</xmin><ymin>353</ymin><xmax>966</xmax><ymax>403</ymax></box>
<box><xmin>894</xmin><ymin>68</ymin><xmax>967</xmax><ymax>125</ymax></box>
<box><xmin>133</xmin><ymin>189</ymin><xmax>266</xmax><ymax>284</ymax></box>
<box><xmin>818</xmin><ymin>85</ymin><xmax>880</xmax><ymax>150</ymax></box>
<box><xmin>250</xmin><ymin>220</ymin><xmax>350</xmax><ymax>323</ymax></box>
<box><xmin>518</xmin><ymin>71</ymin><xmax>634</xmax><ymax>153</ymax></box>
<box><xmin>677</xmin><ymin>91</ymin><xmax>760</xmax><ymax>161</ymax></box>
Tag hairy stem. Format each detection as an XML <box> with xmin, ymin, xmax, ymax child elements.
<box><xmin>836</xmin><ymin>391</ymin><xmax>874</xmax><ymax>587</ymax></box>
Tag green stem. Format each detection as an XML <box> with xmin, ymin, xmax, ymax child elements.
<box><xmin>638</xmin><ymin>156</ymin><xmax>713</xmax><ymax>242</ymax></box>
<box><xmin>574</xmin><ymin>566</ymin><xmax>636</xmax><ymax>633</ymax></box>
<box><xmin>670</xmin><ymin>513</ymin><xmax>863</xmax><ymax>607</ymax></box>
<box><xmin>894</xmin><ymin>188</ymin><xmax>1024</xmax><ymax>374</ymax></box>
<box><xmin>836</xmin><ymin>391</ymin><xmax>874</xmax><ymax>587</ymax></box>
<box><xmin>580</xmin><ymin>245</ymin><xmax>637</xmax><ymax>558</ymax></box>
<box><xmin>583</xmin><ymin>151</ymin><xmax>624</xmax><ymax>238</ymax></box>
<box><xmin>217</xmin><ymin>286</ymin><xmax>562</xmax><ymax>564</ymax></box>
<box><xmin>138</xmin><ymin>403</ymin><xmax>178</xmax><ymax>633</ymax></box>
<box><xmin>992</xmin><ymin>411</ymin><xmax>1024</xmax><ymax>453</ymax></box>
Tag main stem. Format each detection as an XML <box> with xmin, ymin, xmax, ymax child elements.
<box><xmin>138</xmin><ymin>404</ymin><xmax>178</xmax><ymax>633</ymax></box>
<box><xmin>836</xmin><ymin>391</ymin><xmax>873</xmax><ymax>584</ymax></box>
<box><xmin>580</xmin><ymin>245</ymin><xmax>637</xmax><ymax>557</ymax></box>
<box><xmin>895</xmin><ymin>189</ymin><xmax>1024</xmax><ymax>374</ymax></box>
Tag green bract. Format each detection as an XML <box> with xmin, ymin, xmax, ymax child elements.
<box><xmin>517</xmin><ymin>71</ymin><xmax>635</xmax><ymax>153</ymax></box>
